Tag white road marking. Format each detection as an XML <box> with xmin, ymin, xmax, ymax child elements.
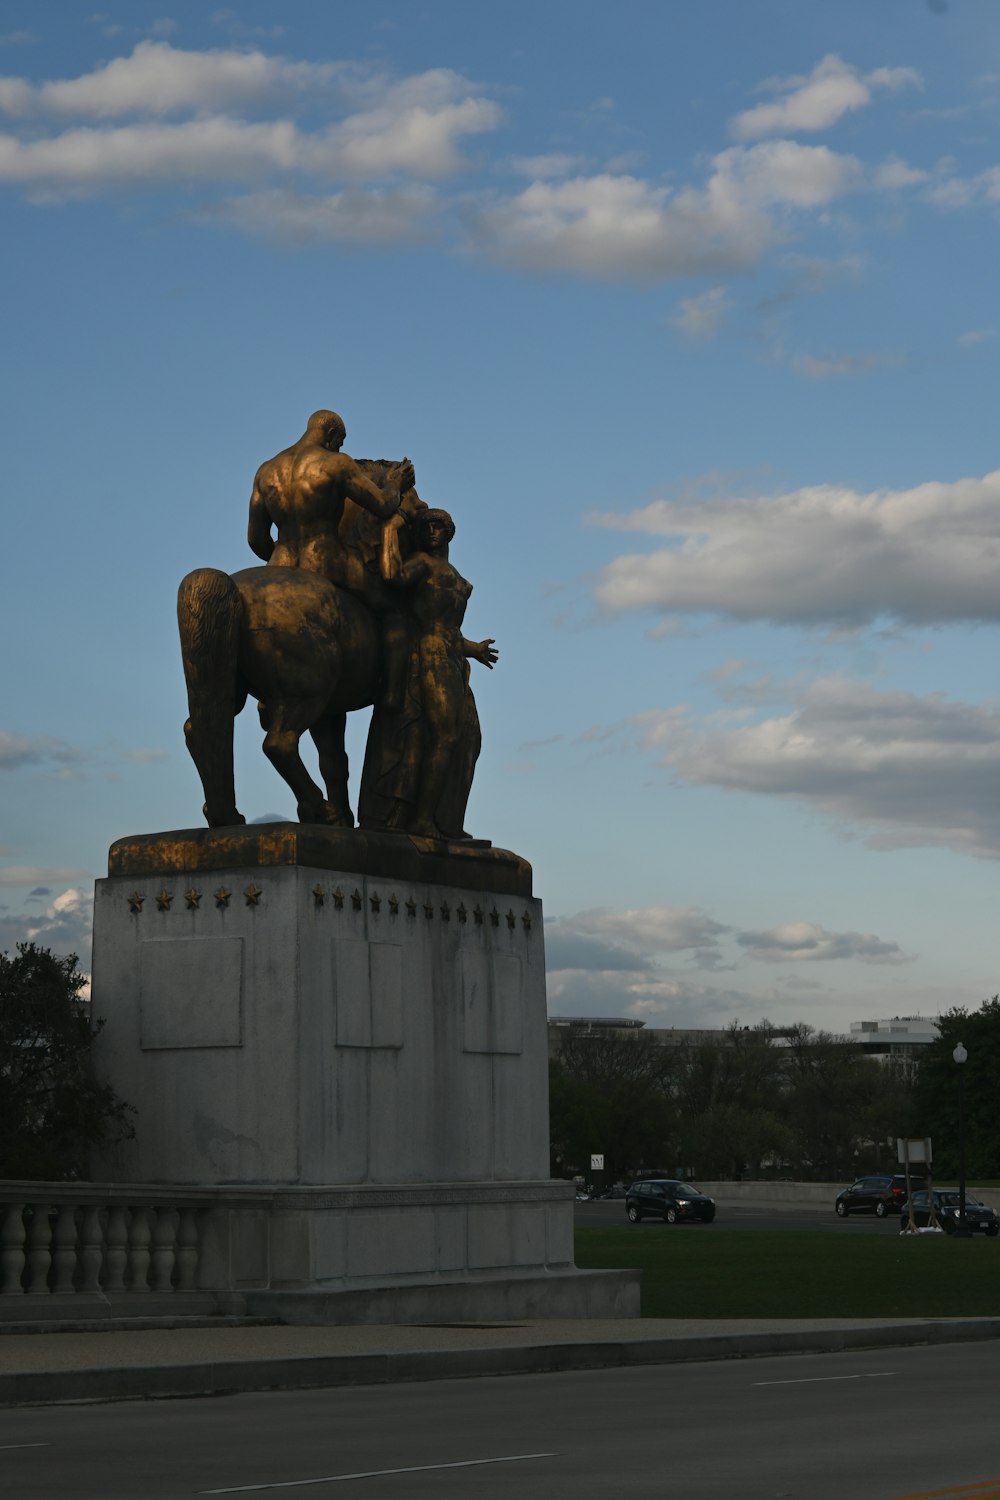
<box><xmin>753</xmin><ymin>1372</ymin><xmax>896</xmax><ymax>1386</ymax></box>
<box><xmin>201</xmin><ymin>1452</ymin><xmax>559</xmax><ymax>1493</ymax></box>
<box><xmin>0</xmin><ymin>1442</ymin><xmax>50</xmax><ymax>1450</ymax></box>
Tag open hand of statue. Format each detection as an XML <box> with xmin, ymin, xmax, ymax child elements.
<box><xmin>470</xmin><ymin>638</ymin><xmax>498</xmax><ymax>669</ymax></box>
<box><xmin>392</xmin><ymin>458</ymin><xmax>416</xmax><ymax>494</ymax></box>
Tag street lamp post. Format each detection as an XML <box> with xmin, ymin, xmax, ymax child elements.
<box><xmin>953</xmin><ymin>1042</ymin><xmax>970</xmax><ymax>1237</ymax></box>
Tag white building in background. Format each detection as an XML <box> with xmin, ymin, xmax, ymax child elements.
<box><xmin>849</xmin><ymin>1016</ymin><xmax>940</xmax><ymax>1065</ymax></box>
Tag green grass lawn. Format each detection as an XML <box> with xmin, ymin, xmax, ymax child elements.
<box><xmin>575</xmin><ymin>1225</ymin><xmax>1000</xmax><ymax>1319</ymax></box>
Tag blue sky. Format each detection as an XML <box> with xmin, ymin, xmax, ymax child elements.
<box><xmin>3</xmin><ymin>0</ymin><xmax>1000</xmax><ymax>1034</ymax></box>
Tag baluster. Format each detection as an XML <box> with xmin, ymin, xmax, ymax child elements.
<box><xmin>175</xmin><ymin>1208</ymin><xmax>199</xmax><ymax>1291</ymax></box>
<box><xmin>52</xmin><ymin>1205</ymin><xmax>78</xmax><ymax>1294</ymax></box>
<box><xmin>150</xmin><ymin>1208</ymin><xmax>177</xmax><ymax>1291</ymax></box>
<box><xmin>79</xmin><ymin>1207</ymin><xmax>104</xmax><ymax>1294</ymax></box>
<box><xmin>127</xmin><ymin>1207</ymin><xmax>151</xmax><ymax>1290</ymax></box>
<box><xmin>104</xmin><ymin>1206</ymin><xmax>128</xmax><ymax>1292</ymax></box>
<box><xmin>26</xmin><ymin>1203</ymin><xmax>54</xmax><ymax>1294</ymax></box>
<box><xmin>1</xmin><ymin>1203</ymin><xmax>27</xmax><ymax>1295</ymax></box>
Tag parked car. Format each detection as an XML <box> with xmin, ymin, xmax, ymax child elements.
<box><xmin>899</xmin><ymin>1189</ymin><xmax>1000</xmax><ymax>1236</ymax></box>
<box><xmin>625</xmin><ymin>1179</ymin><xmax>716</xmax><ymax>1224</ymax></box>
<box><xmin>834</xmin><ymin>1173</ymin><xmax>926</xmax><ymax>1219</ymax></box>
<box><xmin>589</xmin><ymin>1184</ymin><xmax>628</xmax><ymax>1201</ymax></box>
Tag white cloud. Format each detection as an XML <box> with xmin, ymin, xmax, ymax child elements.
<box><xmin>509</xmin><ymin>152</ymin><xmax>581</xmax><ymax>179</ymax></box>
<box><xmin>709</xmin><ymin>140</ymin><xmax>863</xmax><ymax>208</ymax></box>
<box><xmin>0</xmin><ymin>731</ymin><xmax>83</xmax><ymax>769</ymax></box>
<box><xmin>206</xmin><ymin>185</ymin><xmax>438</xmax><ymax>243</ymax></box>
<box><xmin>469</xmin><ymin>140</ymin><xmax>863</xmax><ymax>282</ymax></box>
<box><xmin>0</xmin><ymin>40</ymin><xmax>345</xmax><ymax>119</ymax></box>
<box><xmin>0</xmin><ymin>865</ymin><xmax>92</xmax><ymax>887</ymax></box>
<box><xmin>731</xmin><ymin>54</ymin><xmax>921</xmax><ymax>141</ymax></box>
<box><xmin>323</xmin><ymin>79</ymin><xmax>500</xmax><ymax>178</ymax></box>
<box><xmin>0</xmin><ymin>117</ymin><xmax>306</xmax><ymax>193</ymax></box>
<box><xmin>0</xmin><ymin>885</ymin><xmax>94</xmax><ymax>968</ymax></box>
<box><xmin>958</xmin><ymin>327</ymin><xmax>997</xmax><ymax>347</ymax></box>
<box><xmin>736</xmin><ymin>921</ymin><xmax>908</xmax><ymax>964</ymax></box>
<box><xmin>875</xmin><ymin>156</ymin><xmax>929</xmax><ymax>189</ymax></box>
<box><xmin>546</xmin><ymin>905</ymin><xmax>731</xmax><ymax>974</ymax></box>
<box><xmin>634</xmin><ymin>677</ymin><xmax>1000</xmax><ymax>860</ymax></box>
<box><xmin>791</xmin><ymin>350</ymin><xmax>904</xmax><ymax>379</ymax></box>
<box><xmin>923</xmin><ymin>162</ymin><xmax>1000</xmax><ymax>212</ymax></box>
<box><xmin>592</xmin><ymin>467</ymin><xmax>1000</xmax><ymax>627</ymax></box>
<box><xmin>0</xmin><ymin>50</ymin><xmax>501</xmax><ymax>200</ymax></box>
<box><xmin>672</xmin><ymin>286</ymin><xmax>730</xmax><ymax>339</ymax></box>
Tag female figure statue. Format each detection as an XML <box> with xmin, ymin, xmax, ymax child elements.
<box><xmin>359</xmin><ymin>508</ymin><xmax>496</xmax><ymax>840</ymax></box>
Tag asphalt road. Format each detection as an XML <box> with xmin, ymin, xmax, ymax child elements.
<box><xmin>4</xmin><ymin>1341</ymin><xmax>999</xmax><ymax>1499</ymax></box>
<box><xmin>575</xmin><ymin>1197</ymin><xmax>902</xmax><ymax>1233</ymax></box>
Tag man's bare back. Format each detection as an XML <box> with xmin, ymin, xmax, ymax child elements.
<box><xmin>248</xmin><ymin>410</ymin><xmax>413</xmax><ymax>596</ymax></box>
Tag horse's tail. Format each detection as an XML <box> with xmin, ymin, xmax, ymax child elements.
<box><xmin>177</xmin><ymin>568</ymin><xmax>246</xmax><ymax>826</ymax></box>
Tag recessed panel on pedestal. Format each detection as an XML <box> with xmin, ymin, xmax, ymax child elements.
<box><xmin>139</xmin><ymin>936</ymin><xmax>244</xmax><ymax>1050</ymax></box>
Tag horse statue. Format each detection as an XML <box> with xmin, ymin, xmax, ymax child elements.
<box><xmin>177</xmin><ymin>449</ymin><xmax>493</xmax><ymax>837</ymax></box>
<box><xmin>177</xmin><ymin>558</ymin><xmax>380</xmax><ymax>829</ymax></box>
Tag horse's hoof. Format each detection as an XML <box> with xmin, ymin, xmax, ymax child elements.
<box><xmin>205</xmin><ymin>803</ymin><xmax>246</xmax><ymax>827</ymax></box>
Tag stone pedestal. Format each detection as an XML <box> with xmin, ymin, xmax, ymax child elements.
<box><xmin>89</xmin><ymin>825</ymin><xmax>638</xmax><ymax>1320</ymax></box>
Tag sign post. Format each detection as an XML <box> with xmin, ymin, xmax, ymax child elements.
<box><xmin>897</xmin><ymin>1137</ymin><xmax>933</xmax><ymax>1233</ymax></box>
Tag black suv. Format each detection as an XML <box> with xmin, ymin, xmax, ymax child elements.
<box><xmin>835</xmin><ymin>1173</ymin><xmax>926</xmax><ymax>1218</ymax></box>
<box><xmin>900</xmin><ymin>1189</ymin><xmax>1000</xmax><ymax>1236</ymax></box>
<box><xmin>625</xmin><ymin>1179</ymin><xmax>716</xmax><ymax>1224</ymax></box>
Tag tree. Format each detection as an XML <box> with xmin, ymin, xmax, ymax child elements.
<box><xmin>550</xmin><ymin>1030</ymin><xmax>677</xmax><ymax>1179</ymax></box>
<box><xmin>913</xmin><ymin>998</ymin><xmax>1000</xmax><ymax>1178</ymax></box>
<box><xmin>0</xmin><ymin>943</ymin><xmax>135</xmax><ymax>1179</ymax></box>
<box><xmin>672</xmin><ymin>1024</ymin><xmax>792</xmax><ymax>1178</ymax></box>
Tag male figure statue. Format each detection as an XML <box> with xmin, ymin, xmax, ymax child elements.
<box><xmin>248</xmin><ymin>409</ymin><xmax>415</xmax><ymax>708</ymax></box>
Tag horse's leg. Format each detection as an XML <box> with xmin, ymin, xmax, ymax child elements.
<box><xmin>261</xmin><ymin>697</ymin><xmax>337</xmax><ymax>824</ymax></box>
<box><xmin>310</xmin><ymin>712</ymin><xmax>354</xmax><ymax>828</ymax></box>
<box><xmin>177</xmin><ymin>568</ymin><xmax>247</xmax><ymax>827</ymax></box>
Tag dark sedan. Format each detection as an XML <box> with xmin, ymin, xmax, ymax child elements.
<box><xmin>835</xmin><ymin>1173</ymin><xmax>926</xmax><ymax>1219</ymax></box>
<box><xmin>625</xmin><ymin>1179</ymin><xmax>715</xmax><ymax>1224</ymax></box>
<box><xmin>900</xmin><ymin>1189</ymin><xmax>1000</xmax><ymax>1236</ymax></box>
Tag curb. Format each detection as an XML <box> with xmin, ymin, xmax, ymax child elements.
<box><xmin>5</xmin><ymin>1319</ymin><xmax>1000</xmax><ymax>1407</ymax></box>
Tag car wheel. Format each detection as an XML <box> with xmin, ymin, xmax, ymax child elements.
<box><xmin>665</xmin><ymin>1208</ymin><xmax>678</xmax><ymax>1224</ymax></box>
<box><xmin>875</xmin><ymin>1201</ymin><xmax>888</xmax><ymax>1218</ymax></box>
<box><xmin>942</xmin><ymin>1218</ymin><xmax>956</xmax><ymax>1234</ymax></box>
<box><xmin>986</xmin><ymin>1226</ymin><xmax>999</xmax><ymax>1238</ymax></box>
<box><xmin>836</xmin><ymin>1201</ymin><xmax>848</xmax><ymax>1217</ymax></box>
<box><xmin>627</xmin><ymin>1205</ymin><xmax>641</xmax><ymax>1223</ymax></box>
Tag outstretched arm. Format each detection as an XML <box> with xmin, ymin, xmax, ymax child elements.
<box><xmin>247</xmin><ymin>476</ymin><xmax>274</xmax><ymax>561</ymax></box>
<box><xmin>463</xmin><ymin>637</ymin><xmax>498</xmax><ymax>668</ymax></box>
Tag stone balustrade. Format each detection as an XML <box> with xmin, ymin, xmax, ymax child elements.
<box><xmin>0</xmin><ymin>1182</ymin><xmax>276</xmax><ymax>1321</ymax></box>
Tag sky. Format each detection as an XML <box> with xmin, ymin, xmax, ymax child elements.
<box><xmin>2</xmin><ymin>0</ymin><xmax>999</xmax><ymax>1037</ymax></box>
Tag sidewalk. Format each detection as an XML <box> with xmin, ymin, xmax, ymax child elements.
<box><xmin>3</xmin><ymin>1314</ymin><xmax>1000</xmax><ymax>1406</ymax></box>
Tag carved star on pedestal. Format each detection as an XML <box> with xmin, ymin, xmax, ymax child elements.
<box><xmin>388</xmin><ymin>894</ymin><xmax>400</xmax><ymax>916</ymax></box>
<box><xmin>405</xmin><ymin>898</ymin><xmax>417</xmax><ymax>918</ymax></box>
<box><xmin>333</xmin><ymin>887</ymin><xmax>345</xmax><ymax>910</ymax></box>
<box><xmin>185</xmin><ymin>888</ymin><xmax>202</xmax><ymax>910</ymax></box>
<box><xmin>214</xmin><ymin>886</ymin><xmax>232</xmax><ymax>909</ymax></box>
<box><xmin>506</xmin><ymin>909</ymin><xmax>517</xmax><ymax>930</ymax></box>
<box><xmin>243</xmin><ymin>883</ymin><xmax>262</xmax><ymax>907</ymax></box>
<box><xmin>312</xmin><ymin>884</ymin><xmax>325</xmax><ymax>907</ymax></box>
<box><xmin>423</xmin><ymin>901</ymin><xmax>434</xmax><ymax>920</ymax></box>
<box><xmin>127</xmin><ymin>891</ymin><xmax>145</xmax><ymax>914</ymax></box>
<box><xmin>473</xmin><ymin>905</ymin><xmax>484</xmax><ymax>925</ymax></box>
<box><xmin>521</xmin><ymin>910</ymin><xmax>532</xmax><ymax>931</ymax></box>
<box><xmin>440</xmin><ymin>901</ymin><xmax>451</xmax><ymax>921</ymax></box>
<box><xmin>457</xmin><ymin>903</ymin><xmax>468</xmax><ymax>924</ymax></box>
<box><xmin>156</xmin><ymin>889</ymin><xmax>173</xmax><ymax>912</ymax></box>
<box><xmin>351</xmin><ymin>888</ymin><xmax>363</xmax><ymax>911</ymax></box>
<box><xmin>369</xmin><ymin>891</ymin><xmax>381</xmax><ymax>913</ymax></box>
<box><xmin>489</xmin><ymin>907</ymin><xmax>500</xmax><ymax>927</ymax></box>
